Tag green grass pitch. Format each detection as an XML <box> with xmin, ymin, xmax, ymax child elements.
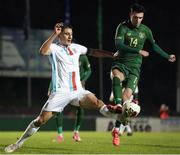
<box><xmin>0</xmin><ymin>131</ymin><xmax>180</xmax><ymax>154</ymax></box>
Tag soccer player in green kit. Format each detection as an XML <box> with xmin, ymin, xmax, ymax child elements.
<box><xmin>108</xmin><ymin>3</ymin><xmax>176</xmax><ymax>146</ymax></box>
<box><xmin>49</xmin><ymin>55</ymin><xmax>91</xmax><ymax>143</ymax></box>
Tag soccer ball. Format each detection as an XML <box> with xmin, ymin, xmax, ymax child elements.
<box><xmin>123</xmin><ymin>101</ymin><xmax>141</xmax><ymax>117</ymax></box>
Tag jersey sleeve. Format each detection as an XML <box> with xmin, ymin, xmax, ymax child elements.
<box><xmin>115</xmin><ymin>23</ymin><xmax>140</xmax><ymax>53</ymax></box>
<box><xmin>73</xmin><ymin>43</ymin><xmax>88</xmax><ymax>55</ymax></box>
<box><xmin>146</xmin><ymin>27</ymin><xmax>170</xmax><ymax>59</ymax></box>
<box><xmin>49</xmin><ymin>43</ymin><xmax>57</xmax><ymax>54</ymax></box>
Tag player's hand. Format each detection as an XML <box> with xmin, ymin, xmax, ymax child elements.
<box><xmin>139</xmin><ymin>50</ymin><xmax>149</xmax><ymax>57</ymax></box>
<box><xmin>113</xmin><ymin>51</ymin><xmax>121</xmax><ymax>60</ymax></box>
<box><xmin>54</xmin><ymin>22</ymin><xmax>64</xmax><ymax>35</ymax></box>
<box><xmin>168</xmin><ymin>54</ymin><xmax>176</xmax><ymax>62</ymax></box>
<box><xmin>113</xmin><ymin>51</ymin><xmax>119</xmax><ymax>57</ymax></box>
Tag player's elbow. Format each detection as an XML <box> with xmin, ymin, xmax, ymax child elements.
<box><xmin>39</xmin><ymin>48</ymin><xmax>48</xmax><ymax>55</ymax></box>
<box><xmin>39</xmin><ymin>49</ymin><xmax>43</xmax><ymax>55</ymax></box>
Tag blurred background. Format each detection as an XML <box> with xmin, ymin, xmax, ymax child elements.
<box><xmin>0</xmin><ymin>0</ymin><xmax>179</xmax><ymax>120</ymax></box>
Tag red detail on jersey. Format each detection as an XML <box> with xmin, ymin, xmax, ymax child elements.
<box><xmin>72</xmin><ymin>72</ymin><xmax>77</xmax><ymax>90</ymax></box>
<box><xmin>67</xmin><ymin>47</ymin><xmax>73</xmax><ymax>55</ymax></box>
<box><xmin>132</xmin><ymin>99</ymin><xmax>139</xmax><ymax>104</ymax></box>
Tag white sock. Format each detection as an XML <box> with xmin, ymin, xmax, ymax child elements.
<box><xmin>99</xmin><ymin>105</ymin><xmax>117</xmax><ymax>119</ymax></box>
<box><xmin>100</xmin><ymin>105</ymin><xmax>109</xmax><ymax>117</ymax></box>
<box><xmin>119</xmin><ymin>124</ymin><xmax>126</xmax><ymax>135</ymax></box>
<box><xmin>126</xmin><ymin>124</ymin><xmax>132</xmax><ymax>133</ymax></box>
<box><xmin>114</xmin><ymin>127</ymin><xmax>119</xmax><ymax>131</ymax></box>
<box><xmin>17</xmin><ymin>120</ymin><xmax>40</xmax><ymax>145</ymax></box>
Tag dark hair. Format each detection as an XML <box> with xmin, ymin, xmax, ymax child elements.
<box><xmin>62</xmin><ymin>23</ymin><xmax>73</xmax><ymax>31</ymax></box>
<box><xmin>55</xmin><ymin>19</ymin><xmax>73</xmax><ymax>31</ymax></box>
<box><xmin>130</xmin><ymin>3</ymin><xmax>146</xmax><ymax>13</ymax></box>
<box><xmin>62</xmin><ymin>24</ymin><xmax>73</xmax><ymax>29</ymax></box>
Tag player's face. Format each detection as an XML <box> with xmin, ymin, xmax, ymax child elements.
<box><xmin>59</xmin><ymin>28</ymin><xmax>73</xmax><ymax>46</ymax></box>
<box><xmin>130</xmin><ymin>12</ymin><xmax>144</xmax><ymax>28</ymax></box>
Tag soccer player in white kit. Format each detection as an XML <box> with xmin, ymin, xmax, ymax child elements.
<box><xmin>4</xmin><ymin>22</ymin><xmax>121</xmax><ymax>153</ymax></box>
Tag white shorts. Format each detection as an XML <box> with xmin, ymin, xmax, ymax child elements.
<box><xmin>41</xmin><ymin>89</ymin><xmax>91</xmax><ymax>113</ymax></box>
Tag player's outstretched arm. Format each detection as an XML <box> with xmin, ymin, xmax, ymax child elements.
<box><xmin>88</xmin><ymin>49</ymin><xmax>114</xmax><ymax>58</ymax></box>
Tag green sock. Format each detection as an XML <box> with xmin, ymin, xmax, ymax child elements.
<box><xmin>115</xmin><ymin>120</ymin><xmax>121</xmax><ymax>128</ymax></box>
<box><xmin>133</xmin><ymin>92</ymin><xmax>138</xmax><ymax>100</ymax></box>
<box><xmin>74</xmin><ymin>107</ymin><xmax>84</xmax><ymax>131</ymax></box>
<box><xmin>113</xmin><ymin>77</ymin><xmax>122</xmax><ymax>104</ymax></box>
<box><xmin>56</xmin><ymin>112</ymin><xmax>63</xmax><ymax>134</ymax></box>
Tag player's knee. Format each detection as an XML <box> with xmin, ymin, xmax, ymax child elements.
<box><xmin>86</xmin><ymin>94</ymin><xmax>102</xmax><ymax>108</ymax></box>
<box><xmin>94</xmin><ymin>98</ymin><xmax>103</xmax><ymax>109</ymax></box>
<box><xmin>81</xmin><ymin>94</ymin><xmax>103</xmax><ymax>109</ymax></box>
<box><xmin>112</xmin><ymin>70</ymin><xmax>125</xmax><ymax>81</ymax></box>
<box><xmin>123</xmin><ymin>93</ymin><xmax>131</xmax><ymax>101</ymax></box>
<box><xmin>123</xmin><ymin>89</ymin><xmax>133</xmax><ymax>101</ymax></box>
<box><xmin>35</xmin><ymin>116</ymin><xmax>47</xmax><ymax>126</ymax></box>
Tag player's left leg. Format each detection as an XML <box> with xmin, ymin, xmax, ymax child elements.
<box><xmin>132</xmin><ymin>86</ymin><xmax>139</xmax><ymax>104</ymax></box>
<box><xmin>4</xmin><ymin>91</ymin><xmax>74</xmax><ymax>153</ymax></box>
<box><xmin>53</xmin><ymin>112</ymin><xmax>64</xmax><ymax>143</ymax></box>
<box><xmin>4</xmin><ymin>119</ymin><xmax>40</xmax><ymax>153</ymax></box>
<box><xmin>73</xmin><ymin>107</ymin><xmax>84</xmax><ymax>142</ymax></box>
<box><xmin>122</xmin><ymin>74</ymin><xmax>139</xmax><ymax>115</ymax></box>
<box><xmin>126</xmin><ymin>123</ymin><xmax>133</xmax><ymax>136</ymax></box>
<box><xmin>119</xmin><ymin>123</ymin><xmax>126</xmax><ymax>136</ymax></box>
<box><xmin>122</xmin><ymin>88</ymin><xmax>133</xmax><ymax>102</ymax></box>
<box><xmin>4</xmin><ymin>111</ymin><xmax>54</xmax><ymax>153</ymax></box>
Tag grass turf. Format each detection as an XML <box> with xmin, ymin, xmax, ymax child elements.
<box><xmin>0</xmin><ymin>131</ymin><xmax>180</xmax><ymax>154</ymax></box>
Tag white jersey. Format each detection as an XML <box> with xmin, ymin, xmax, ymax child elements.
<box><xmin>48</xmin><ymin>42</ymin><xmax>88</xmax><ymax>93</ymax></box>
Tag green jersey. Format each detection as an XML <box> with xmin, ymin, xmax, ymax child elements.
<box><xmin>115</xmin><ymin>20</ymin><xmax>170</xmax><ymax>68</ymax></box>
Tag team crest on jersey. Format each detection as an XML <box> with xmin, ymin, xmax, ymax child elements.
<box><xmin>117</xmin><ymin>36</ymin><xmax>123</xmax><ymax>39</ymax></box>
<box><xmin>127</xmin><ymin>32</ymin><xmax>131</xmax><ymax>36</ymax></box>
<box><xmin>139</xmin><ymin>32</ymin><xmax>145</xmax><ymax>39</ymax></box>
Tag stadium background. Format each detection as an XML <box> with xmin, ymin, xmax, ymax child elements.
<box><xmin>0</xmin><ymin>0</ymin><xmax>179</xmax><ymax>130</ymax></box>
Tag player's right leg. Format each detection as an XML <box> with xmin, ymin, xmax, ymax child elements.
<box><xmin>107</xmin><ymin>69</ymin><xmax>125</xmax><ymax>113</ymax></box>
<box><xmin>4</xmin><ymin>111</ymin><xmax>54</xmax><ymax>153</ymax></box>
<box><xmin>78</xmin><ymin>91</ymin><xmax>119</xmax><ymax>119</ymax></box>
